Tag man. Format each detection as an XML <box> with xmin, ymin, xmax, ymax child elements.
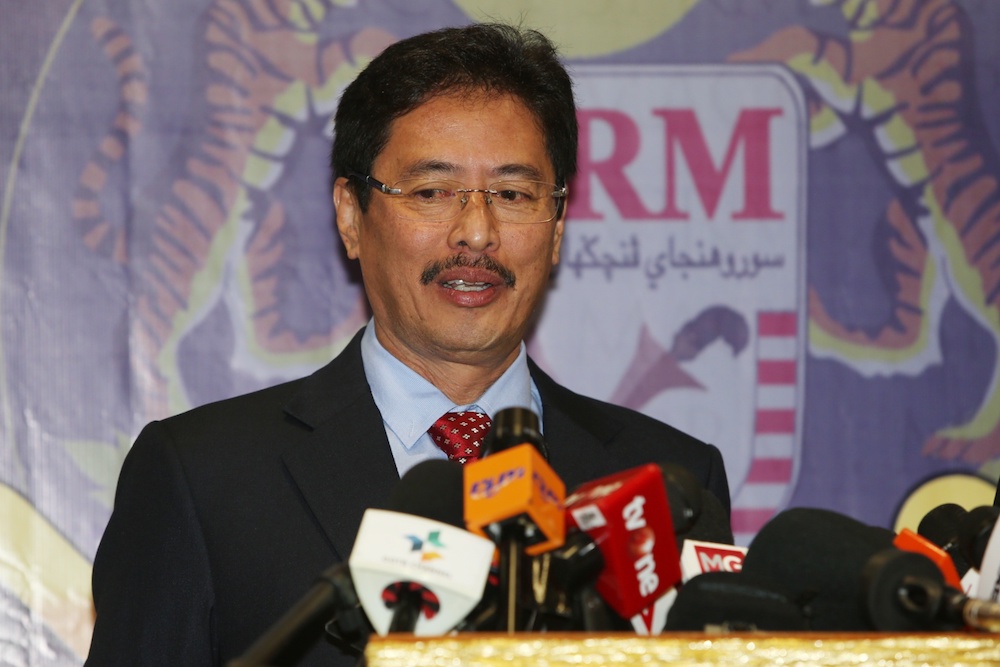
<box><xmin>86</xmin><ymin>23</ymin><xmax>729</xmax><ymax>666</ymax></box>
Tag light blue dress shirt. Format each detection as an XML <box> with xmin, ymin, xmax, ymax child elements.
<box><xmin>359</xmin><ymin>321</ymin><xmax>543</xmax><ymax>477</ymax></box>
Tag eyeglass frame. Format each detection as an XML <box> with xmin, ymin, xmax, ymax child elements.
<box><xmin>347</xmin><ymin>172</ymin><xmax>568</xmax><ymax>224</ymax></box>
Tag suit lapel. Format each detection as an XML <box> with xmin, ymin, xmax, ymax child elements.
<box><xmin>280</xmin><ymin>329</ymin><xmax>401</xmax><ymax>561</ymax></box>
<box><xmin>530</xmin><ymin>359</ymin><xmax>624</xmax><ymax>490</ymax></box>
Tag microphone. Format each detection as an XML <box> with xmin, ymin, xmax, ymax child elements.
<box><xmin>564</xmin><ymin>463</ymin><xmax>682</xmax><ymax>627</ymax></box>
<box><xmin>742</xmin><ymin>507</ymin><xmax>1000</xmax><ymax>632</ymax></box>
<box><xmin>528</xmin><ymin>528</ymin><xmax>621</xmax><ymax>632</ymax></box>
<box><xmin>464</xmin><ymin>407</ymin><xmax>565</xmax><ymax>631</ymax></box>
<box><xmin>227</xmin><ymin>564</ymin><xmax>365</xmax><ymax>667</ymax></box>
<box><xmin>527</xmin><ymin>464</ymin><xmax>731</xmax><ymax>634</ymax></box>
<box><xmin>863</xmin><ymin>548</ymin><xmax>1000</xmax><ymax>632</ymax></box>
<box><xmin>635</xmin><ymin>465</ymin><xmax>734</xmax><ymax>634</ymax></box>
<box><xmin>962</xmin><ymin>505</ymin><xmax>1000</xmax><ymax>601</ymax></box>
<box><xmin>740</xmin><ymin>507</ymin><xmax>895</xmax><ymax>630</ymax></box>
<box><xmin>386</xmin><ymin>458</ymin><xmax>467</xmax><ymax>527</ymax></box>
<box><xmin>348</xmin><ymin>508</ymin><xmax>495</xmax><ymax>636</ymax></box>
<box><xmin>633</xmin><ymin>510</ymin><xmax>737</xmax><ymax>634</ymax></box>
<box><xmin>918</xmin><ymin>503</ymin><xmax>972</xmax><ymax>577</ymax></box>
<box><xmin>349</xmin><ymin>460</ymin><xmax>496</xmax><ymax>636</ymax></box>
<box><xmin>674</xmin><ymin>486</ymin><xmax>734</xmax><ymax>547</ymax></box>
<box><xmin>664</xmin><ymin>571</ymin><xmax>807</xmax><ymax>631</ymax></box>
<box><xmin>481</xmin><ymin>405</ymin><xmax>548</xmax><ymax>461</ymax></box>
<box><xmin>658</xmin><ymin>463</ymin><xmax>703</xmax><ymax>540</ymax></box>
<box><xmin>961</xmin><ymin>506</ymin><xmax>999</xmax><ymax>570</ymax></box>
<box><xmin>634</xmin><ymin>464</ymin><xmax>733</xmax><ymax>633</ymax></box>
<box><xmin>893</xmin><ymin>528</ymin><xmax>964</xmax><ymax>590</ymax></box>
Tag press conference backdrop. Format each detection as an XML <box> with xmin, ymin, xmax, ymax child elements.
<box><xmin>2</xmin><ymin>0</ymin><xmax>999</xmax><ymax>663</ymax></box>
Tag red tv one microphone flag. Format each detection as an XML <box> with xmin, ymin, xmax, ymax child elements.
<box><xmin>565</xmin><ymin>463</ymin><xmax>682</xmax><ymax>620</ymax></box>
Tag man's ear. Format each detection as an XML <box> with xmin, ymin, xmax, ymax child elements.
<box><xmin>551</xmin><ymin>208</ymin><xmax>566</xmax><ymax>266</ymax></box>
<box><xmin>333</xmin><ymin>177</ymin><xmax>361</xmax><ymax>259</ymax></box>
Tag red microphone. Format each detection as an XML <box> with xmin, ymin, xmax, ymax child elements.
<box><xmin>565</xmin><ymin>463</ymin><xmax>682</xmax><ymax>621</ymax></box>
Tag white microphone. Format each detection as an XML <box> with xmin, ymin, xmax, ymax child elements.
<box><xmin>348</xmin><ymin>508</ymin><xmax>495</xmax><ymax>636</ymax></box>
<box><xmin>974</xmin><ymin>510</ymin><xmax>1000</xmax><ymax>602</ymax></box>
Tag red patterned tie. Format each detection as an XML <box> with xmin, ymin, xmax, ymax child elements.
<box><xmin>428</xmin><ymin>411</ymin><xmax>492</xmax><ymax>465</ymax></box>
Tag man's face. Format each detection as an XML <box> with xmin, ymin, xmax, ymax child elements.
<box><xmin>334</xmin><ymin>92</ymin><xmax>565</xmax><ymax>373</ymax></box>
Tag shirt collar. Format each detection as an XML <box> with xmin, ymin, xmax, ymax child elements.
<box><xmin>360</xmin><ymin>321</ymin><xmax>534</xmax><ymax>450</ymax></box>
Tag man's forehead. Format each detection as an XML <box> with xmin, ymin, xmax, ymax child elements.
<box><xmin>373</xmin><ymin>93</ymin><xmax>554</xmax><ymax>179</ymax></box>
<box><xmin>390</xmin><ymin>159</ymin><xmax>548</xmax><ymax>182</ymax></box>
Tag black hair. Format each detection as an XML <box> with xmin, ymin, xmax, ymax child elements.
<box><xmin>331</xmin><ymin>22</ymin><xmax>577</xmax><ymax>210</ymax></box>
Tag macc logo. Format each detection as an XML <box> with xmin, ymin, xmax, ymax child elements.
<box><xmin>469</xmin><ymin>467</ymin><xmax>525</xmax><ymax>500</ymax></box>
<box><xmin>405</xmin><ymin>530</ymin><xmax>446</xmax><ymax>562</ymax></box>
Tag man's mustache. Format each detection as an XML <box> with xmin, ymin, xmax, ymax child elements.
<box><xmin>420</xmin><ymin>254</ymin><xmax>516</xmax><ymax>288</ymax></box>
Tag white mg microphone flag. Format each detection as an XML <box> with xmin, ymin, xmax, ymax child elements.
<box><xmin>349</xmin><ymin>509</ymin><xmax>496</xmax><ymax>636</ymax></box>
<box><xmin>680</xmin><ymin>539</ymin><xmax>748</xmax><ymax>582</ymax></box>
<box><xmin>974</xmin><ymin>520</ymin><xmax>1000</xmax><ymax>602</ymax></box>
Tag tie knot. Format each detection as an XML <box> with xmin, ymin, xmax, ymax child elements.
<box><xmin>428</xmin><ymin>411</ymin><xmax>492</xmax><ymax>465</ymax></box>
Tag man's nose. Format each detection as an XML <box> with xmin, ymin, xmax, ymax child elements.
<box><xmin>448</xmin><ymin>191</ymin><xmax>499</xmax><ymax>251</ymax></box>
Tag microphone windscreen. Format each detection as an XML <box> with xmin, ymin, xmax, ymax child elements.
<box><xmin>679</xmin><ymin>489</ymin><xmax>734</xmax><ymax>546</ymax></box>
<box><xmin>658</xmin><ymin>463</ymin><xmax>703</xmax><ymax>535</ymax></box>
<box><xmin>665</xmin><ymin>571</ymin><xmax>807</xmax><ymax>631</ymax></box>
<box><xmin>741</xmin><ymin>508</ymin><xmax>894</xmax><ymax>630</ymax></box>
<box><xmin>385</xmin><ymin>459</ymin><xmax>465</xmax><ymax>528</ymax></box>
<box><xmin>960</xmin><ymin>505</ymin><xmax>1000</xmax><ymax>570</ymax></box>
<box><xmin>918</xmin><ymin>503</ymin><xmax>967</xmax><ymax>548</ymax></box>
<box><xmin>483</xmin><ymin>407</ymin><xmax>547</xmax><ymax>459</ymax></box>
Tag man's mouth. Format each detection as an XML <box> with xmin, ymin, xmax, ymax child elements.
<box><xmin>421</xmin><ymin>255</ymin><xmax>516</xmax><ymax>288</ymax></box>
<box><xmin>442</xmin><ymin>279</ymin><xmax>492</xmax><ymax>292</ymax></box>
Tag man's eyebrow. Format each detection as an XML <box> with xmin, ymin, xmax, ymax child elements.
<box><xmin>398</xmin><ymin>160</ymin><xmax>460</xmax><ymax>179</ymax></box>
<box><xmin>493</xmin><ymin>164</ymin><xmax>547</xmax><ymax>181</ymax></box>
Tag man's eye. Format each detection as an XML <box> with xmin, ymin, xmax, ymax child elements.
<box><xmin>411</xmin><ymin>188</ymin><xmax>453</xmax><ymax>200</ymax></box>
<box><xmin>496</xmin><ymin>189</ymin><xmax>531</xmax><ymax>202</ymax></box>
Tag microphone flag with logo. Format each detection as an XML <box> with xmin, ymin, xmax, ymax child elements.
<box><xmin>348</xmin><ymin>509</ymin><xmax>495</xmax><ymax>636</ymax></box>
<box><xmin>565</xmin><ymin>463</ymin><xmax>681</xmax><ymax>620</ymax></box>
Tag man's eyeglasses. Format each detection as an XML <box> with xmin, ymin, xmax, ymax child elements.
<box><xmin>350</xmin><ymin>173</ymin><xmax>567</xmax><ymax>224</ymax></box>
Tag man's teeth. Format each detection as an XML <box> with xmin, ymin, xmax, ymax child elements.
<box><xmin>443</xmin><ymin>279</ymin><xmax>490</xmax><ymax>292</ymax></box>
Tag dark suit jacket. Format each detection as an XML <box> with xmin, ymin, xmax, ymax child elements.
<box><xmin>86</xmin><ymin>330</ymin><xmax>729</xmax><ymax>666</ymax></box>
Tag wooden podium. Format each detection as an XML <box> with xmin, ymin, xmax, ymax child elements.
<box><xmin>365</xmin><ymin>632</ymin><xmax>1000</xmax><ymax>666</ymax></box>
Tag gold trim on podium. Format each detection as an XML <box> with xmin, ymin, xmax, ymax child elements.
<box><xmin>366</xmin><ymin>632</ymin><xmax>1000</xmax><ymax>666</ymax></box>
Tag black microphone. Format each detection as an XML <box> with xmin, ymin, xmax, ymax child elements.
<box><xmin>863</xmin><ymin>548</ymin><xmax>1000</xmax><ymax>632</ymax></box>
<box><xmin>741</xmin><ymin>507</ymin><xmax>1000</xmax><ymax>632</ymax></box>
<box><xmin>664</xmin><ymin>571</ymin><xmax>807</xmax><ymax>631</ymax></box>
<box><xmin>740</xmin><ymin>507</ymin><xmax>895</xmax><ymax>630</ymax></box>
<box><xmin>385</xmin><ymin>458</ymin><xmax>466</xmax><ymax>527</ymax></box>
<box><xmin>481</xmin><ymin>405</ymin><xmax>548</xmax><ymax>460</ymax></box>
<box><xmin>529</xmin><ymin>528</ymin><xmax>619</xmax><ymax>632</ymax></box>
<box><xmin>675</xmin><ymin>486</ymin><xmax>734</xmax><ymax>546</ymax></box>
<box><xmin>659</xmin><ymin>463</ymin><xmax>702</xmax><ymax>541</ymax></box>
<box><xmin>960</xmin><ymin>505</ymin><xmax>999</xmax><ymax>571</ymax></box>
<box><xmin>227</xmin><ymin>564</ymin><xmax>364</xmax><ymax>667</ymax></box>
<box><xmin>918</xmin><ymin>503</ymin><xmax>972</xmax><ymax>577</ymax></box>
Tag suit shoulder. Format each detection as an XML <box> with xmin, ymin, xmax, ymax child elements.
<box><xmin>162</xmin><ymin>376</ymin><xmax>306</xmax><ymax>433</ymax></box>
<box><xmin>532</xmin><ymin>359</ymin><xmax>707</xmax><ymax>448</ymax></box>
